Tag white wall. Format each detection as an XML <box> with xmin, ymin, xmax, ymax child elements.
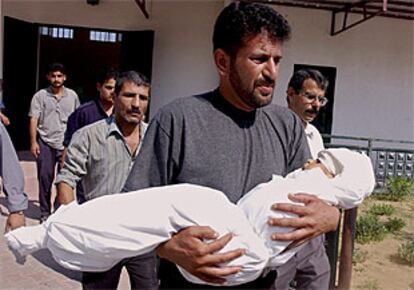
<box><xmin>271</xmin><ymin>6</ymin><xmax>414</xmax><ymax>142</ymax></box>
<box><xmin>1</xmin><ymin>1</ymin><xmax>413</xmax><ymax>142</ymax></box>
<box><xmin>1</xmin><ymin>0</ymin><xmax>222</xmax><ymax>114</ymax></box>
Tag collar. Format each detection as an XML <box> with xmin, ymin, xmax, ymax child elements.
<box><xmin>304</xmin><ymin>122</ymin><xmax>313</xmax><ymax>137</ymax></box>
<box><xmin>95</xmin><ymin>98</ymin><xmax>111</xmax><ymax>117</ymax></box>
<box><xmin>46</xmin><ymin>86</ymin><xmax>67</xmax><ymax>99</ymax></box>
<box><xmin>106</xmin><ymin>116</ymin><xmax>147</xmax><ymax>140</ymax></box>
<box><xmin>211</xmin><ymin>89</ymin><xmax>258</xmax><ymax>125</ymax></box>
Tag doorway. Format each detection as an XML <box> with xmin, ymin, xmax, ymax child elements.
<box><xmin>3</xmin><ymin>17</ymin><xmax>154</xmax><ymax>150</ymax></box>
<box><xmin>293</xmin><ymin>64</ymin><xmax>336</xmax><ymax>137</ymax></box>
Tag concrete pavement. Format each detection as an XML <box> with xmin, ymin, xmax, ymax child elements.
<box><xmin>1</xmin><ymin>158</ymin><xmax>130</xmax><ymax>290</ymax></box>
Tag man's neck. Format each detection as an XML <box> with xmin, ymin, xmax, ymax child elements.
<box><xmin>50</xmin><ymin>86</ymin><xmax>64</xmax><ymax>98</ymax></box>
<box><xmin>115</xmin><ymin>116</ymin><xmax>140</xmax><ymax>138</ymax></box>
<box><xmin>99</xmin><ymin>99</ymin><xmax>114</xmax><ymax>116</ymax></box>
<box><xmin>218</xmin><ymin>84</ymin><xmax>255</xmax><ymax>112</ymax></box>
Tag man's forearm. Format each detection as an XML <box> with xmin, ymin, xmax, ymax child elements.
<box><xmin>29</xmin><ymin>117</ymin><xmax>38</xmax><ymax>144</ymax></box>
<box><xmin>57</xmin><ymin>182</ymin><xmax>75</xmax><ymax>205</ymax></box>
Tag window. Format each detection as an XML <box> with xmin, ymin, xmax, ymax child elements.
<box><xmin>89</xmin><ymin>30</ymin><xmax>122</xmax><ymax>43</ymax></box>
<box><xmin>40</xmin><ymin>26</ymin><xmax>74</xmax><ymax>39</ymax></box>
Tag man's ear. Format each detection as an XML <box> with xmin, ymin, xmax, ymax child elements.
<box><xmin>96</xmin><ymin>82</ymin><xmax>101</xmax><ymax>92</ymax></box>
<box><xmin>214</xmin><ymin>49</ymin><xmax>230</xmax><ymax>77</ymax></box>
<box><xmin>287</xmin><ymin>87</ymin><xmax>296</xmax><ymax>104</ymax></box>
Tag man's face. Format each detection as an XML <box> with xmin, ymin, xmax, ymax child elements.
<box><xmin>288</xmin><ymin>78</ymin><xmax>326</xmax><ymax>124</ymax></box>
<box><xmin>303</xmin><ymin>159</ymin><xmax>334</xmax><ymax>178</ymax></box>
<box><xmin>47</xmin><ymin>71</ymin><xmax>66</xmax><ymax>88</ymax></box>
<box><xmin>228</xmin><ymin>32</ymin><xmax>283</xmax><ymax>110</ymax></box>
<box><xmin>114</xmin><ymin>81</ymin><xmax>149</xmax><ymax>125</ymax></box>
<box><xmin>97</xmin><ymin>78</ymin><xmax>116</xmax><ymax>104</ymax></box>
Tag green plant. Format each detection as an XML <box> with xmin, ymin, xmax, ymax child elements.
<box><xmin>358</xmin><ymin>279</ymin><xmax>379</xmax><ymax>290</ymax></box>
<box><xmin>384</xmin><ymin>217</ymin><xmax>406</xmax><ymax>234</ymax></box>
<box><xmin>356</xmin><ymin>214</ymin><xmax>387</xmax><ymax>244</ymax></box>
<box><xmin>378</xmin><ymin>176</ymin><xmax>414</xmax><ymax>201</ymax></box>
<box><xmin>352</xmin><ymin>248</ymin><xmax>367</xmax><ymax>265</ymax></box>
<box><xmin>368</xmin><ymin>203</ymin><xmax>395</xmax><ymax>216</ymax></box>
<box><xmin>398</xmin><ymin>240</ymin><xmax>414</xmax><ymax>266</ymax></box>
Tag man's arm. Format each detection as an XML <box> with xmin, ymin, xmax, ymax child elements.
<box><xmin>270</xmin><ymin>111</ymin><xmax>340</xmax><ymax>246</ymax></box>
<box><xmin>57</xmin><ymin>182</ymin><xmax>75</xmax><ymax>205</ymax></box>
<box><xmin>55</xmin><ymin>129</ymin><xmax>89</xmax><ymax>203</ymax></box>
<box><xmin>0</xmin><ymin>123</ymin><xmax>28</xmax><ymax>232</ymax></box>
<box><xmin>29</xmin><ymin>117</ymin><xmax>40</xmax><ymax>158</ymax></box>
<box><xmin>0</xmin><ymin>111</ymin><xmax>10</xmax><ymax>126</ymax></box>
<box><xmin>123</xmin><ymin>115</ymin><xmax>243</xmax><ymax>283</ymax></box>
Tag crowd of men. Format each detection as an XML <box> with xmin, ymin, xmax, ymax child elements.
<box><xmin>1</xmin><ymin>2</ymin><xmax>337</xmax><ymax>289</ymax></box>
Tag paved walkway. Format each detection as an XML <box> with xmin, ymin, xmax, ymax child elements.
<box><xmin>1</xmin><ymin>159</ymin><xmax>130</xmax><ymax>290</ymax></box>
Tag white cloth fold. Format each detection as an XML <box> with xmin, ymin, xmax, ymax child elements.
<box><xmin>5</xmin><ymin>148</ymin><xmax>375</xmax><ymax>286</ymax></box>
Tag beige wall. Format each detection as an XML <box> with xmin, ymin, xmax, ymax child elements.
<box><xmin>1</xmin><ymin>1</ymin><xmax>413</xmax><ymax>141</ymax></box>
<box><xmin>271</xmin><ymin>6</ymin><xmax>414</xmax><ymax>142</ymax></box>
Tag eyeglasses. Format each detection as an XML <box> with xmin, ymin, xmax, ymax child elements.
<box><xmin>300</xmin><ymin>92</ymin><xmax>328</xmax><ymax>107</ymax></box>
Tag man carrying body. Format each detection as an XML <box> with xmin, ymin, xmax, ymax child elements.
<box><xmin>123</xmin><ymin>2</ymin><xmax>340</xmax><ymax>289</ymax></box>
<box><xmin>29</xmin><ymin>63</ymin><xmax>79</xmax><ymax>222</ymax></box>
<box><xmin>1</xmin><ymin>122</ymin><xmax>28</xmax><ymax>232</ymax></box>
<box><xmin>287</xmin><ymin>69</ymin><xmax>329</xmax><ymax>158</ymax></box>
<box><xmin>55</xmin><ymin>71</ymin><xmax>157</xmax><ymax>290</ymax></box>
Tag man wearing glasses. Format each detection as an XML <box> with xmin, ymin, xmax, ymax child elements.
<box><xmin>282</xmin><ymin>68</ymin><xmax>331</xmax><ymax>289</ymax></box>
<box><xmin>287</xmin><ymin>69</ymin><xmax>329</xmax><ymax>158</ymax></box>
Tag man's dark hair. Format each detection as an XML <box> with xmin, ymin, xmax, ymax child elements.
<box><xmin>213</xmin><ymin>1</ymin><xmax>291</xmax><ymax>55</ymax></box>
<box><xmin>288</xmin><ymin>69</ymin><xmax>329</xmax><ymax>94</ymax></box>
<box><xmin>115</xmin><ymin>71</ymin><xmax>150</xmax><ymax>95</ymax></box>
<box><xmin>48</xmin><ymin>63</ymin><xmax>66</xmax><ymax>74</ymax></box>
<box><xmin>96</xmin><ymin>68</ymin><xmax>119</xmax><ymax>85</ymax></box>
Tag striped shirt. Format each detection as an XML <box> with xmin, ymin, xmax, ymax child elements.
<box><xmin>56</xmin><ymin>116</ymin><xmax>148</xmax><ymax>200</ymax></box>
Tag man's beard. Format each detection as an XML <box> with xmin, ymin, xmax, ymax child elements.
<box><xmin>229</xmin><ymin>65</ymin><xmax>274</xmax><ymax>109</ymax></box>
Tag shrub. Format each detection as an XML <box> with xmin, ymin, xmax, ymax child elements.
<box><xmin>384</xmin><ymin>217</ymin><xmax>406</xmax><ymax>234</ymax></box>
<box><xmin>352</xmin><ymin>248</ymin><xmax>367</xmax><ymax>265</ymax></box>
<box><xmin>378</xmin><ymin>176</ymin><xmax>414</xmax><ymax>201</ymax></box>
<box><xmin>398</xmin><ymin>240</ymin><xmax>414</xmax><ymax>266</ymax></box>
<box><xmin>356</xmin><ymin>214</ymin><xmax>387</xmax><ymax>244</ymax></box>
<box><xmin>368</xmin><ymin>203</ymin><xmax>395</xmax><ymax>216</ymax></box>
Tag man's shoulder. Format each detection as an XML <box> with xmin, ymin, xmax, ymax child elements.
<box><xmin>64</xmin><ymin>87</ymin><xmax>78</xmax><ymax>97</ymax></box>
<box><xmin>72</xmin><ymin>118</ymin><xmax>109</xmax><ymax>139</ymax></box>
<box><xmin>155</xmin><ymin>91</ymin><xmax>214</xmax><ymax>120</ymax></box>
<box><xmin>33</xmin><ymin>88</ymin><xmax>49</xmax><ymax>98</ymax></box>
<box><xmin>73</xmin><ymin>100</ymin><xmax>98</xmax><ymax>113</ymax></box>
<box><xmin>263</xmin><ymin>103</ymin><xmax>301</xmax><ymax>125</ymax></box>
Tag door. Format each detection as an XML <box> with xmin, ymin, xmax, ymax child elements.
<box><xmin>3</xmin><ymin>17</ymin><xmax>38</xmax><ymax>150</ymax></box>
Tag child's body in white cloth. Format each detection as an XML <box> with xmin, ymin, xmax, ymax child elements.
<box><xmin>5</xmin><ymin>148</ymin><xmax>375</xmax><ymax>286</ymax></box>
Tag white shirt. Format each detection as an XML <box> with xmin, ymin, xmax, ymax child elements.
<box><xmin>305</xmin><ymin>123</ymin><xmax>324</xmax><ymax>158</ymax></box>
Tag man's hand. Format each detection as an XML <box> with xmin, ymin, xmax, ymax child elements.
<box><xmin>5</xmin><ymin>212</ymin><xmax>26</xmax><ymax>233</ymax></box>
<box><xmin>30</xmin><ymin>141</ymin><xmax>40</xmax><ymax>158</ymax></box>
<box><xmin>156</xmin><ymin>226</ymin><xmax>245</xmax><ymax>285</ymax></box>
<box><xmin>269</xmin><ymin>193</ymin><xmax>340</xmax><ymax>248</ymax></box>
<box><xmin>0</xmin><ymin>113</ymin><xmax>10</xmax><ymax>126</ymax></box>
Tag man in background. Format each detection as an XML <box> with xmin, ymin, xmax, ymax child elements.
<box><xmin>61</xmin><ymin>68</ymin><xmax>118</xmax><ymax>203</ymax></box>
<box><xmin>287</xmin><ymin>69</ymin><xmax>329</xmax><ymax>158</ymax></box>
<box><xmin>56</xmin><ymin>71</ymin><xmax>156</xmax><ymax>290</ymax></box>
<box><xmin>284</xmin><ymin>68</ymin><xmax>331</xmax><ymax>289</ymax></box>
<box><xmin>28</xmin><ymin>63</ymin><xmax>79</xmax><ymax>222</ymax></box>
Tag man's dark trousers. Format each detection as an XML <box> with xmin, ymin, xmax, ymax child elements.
<box><xmin>82</xmin><ymin>252</ymin><xmax>158</xmax><ymax>290</ymax></box>
<box><xmin>37</xmin><ymin>137</ymin><xmax>62</xmax><ymax>219</ymax></box>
